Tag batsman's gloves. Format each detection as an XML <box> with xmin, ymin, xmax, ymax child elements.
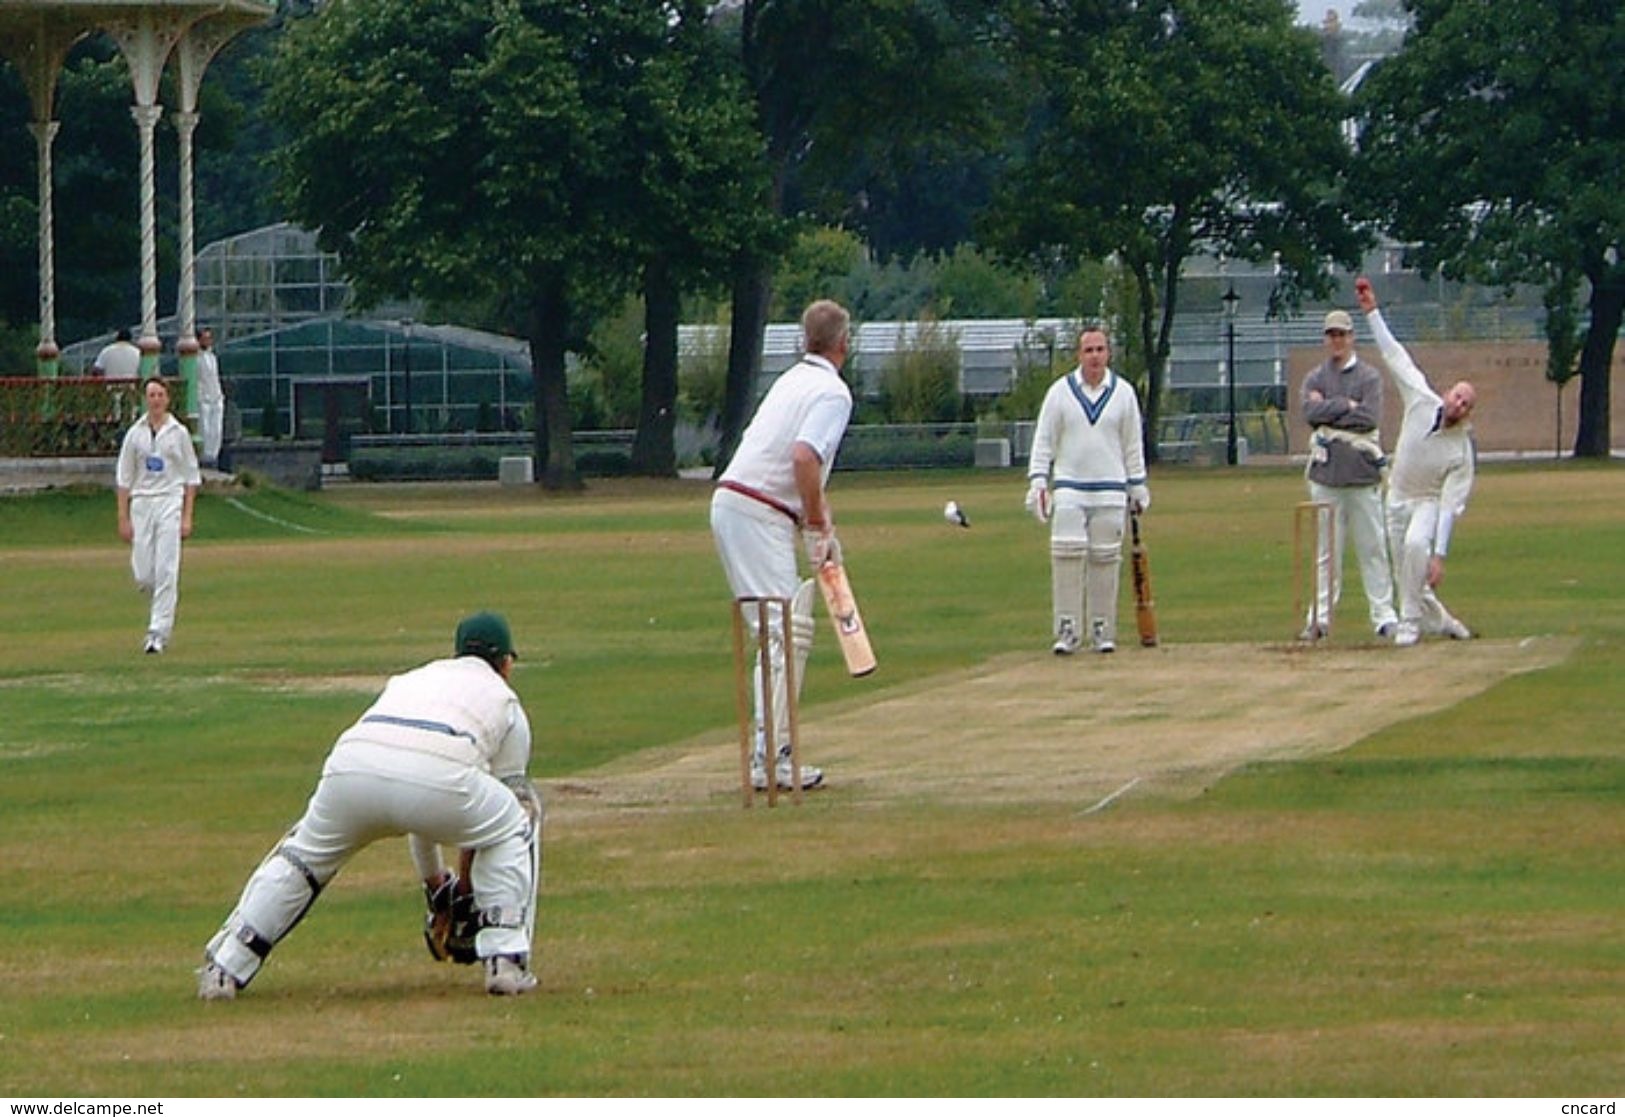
<box><xmin>1024</xmin><ymin>479</ymin><xmax>1051</xmax><ymax>524</ymax></box>
<box><xmin>803</xmin><ymin>525</ymin><xmax>842</xmax><ymax>568</ymax></box>
<box><xmin>1128</xmin><ymin>484</ymin><xmax>1151</xmax><ymax>514</ymax></box>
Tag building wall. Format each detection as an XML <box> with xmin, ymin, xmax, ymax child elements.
<box><xmin>1287</xmin><ymin>340</ymin><xmax>1624</xmax><ymax>456</ymax></box>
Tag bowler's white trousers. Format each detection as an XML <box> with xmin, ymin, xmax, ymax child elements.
<box><xmin>1386</xmin><ymin>497</ymin><xmax>1462</xmax><ymax>634</ymax></box>
<box><xmin>129</xmin><ymin>491</ymin><xmax>184</xmax><ymax>642</ymax></box>
<box><xmin>205</xmin><ymin>739</ymin><xmax>536</xmax><ymax>988</ymax></box>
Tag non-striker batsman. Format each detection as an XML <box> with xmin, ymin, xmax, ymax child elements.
<box><xmin>1025</xmin><ymin>326</ymin><xmax>1150</xmax><ymax>655</ymax></box>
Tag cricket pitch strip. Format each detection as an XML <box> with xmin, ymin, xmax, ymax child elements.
<box><xmin>551</xmin><ymin>635</ymin><xmax>1574</xmax><ymax>815</ymax></box>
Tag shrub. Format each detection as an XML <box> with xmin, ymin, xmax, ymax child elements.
<box><xmin>877</xmin><ymin>317</ymin><xmax>961</xmax><ymax>423</ymax></box>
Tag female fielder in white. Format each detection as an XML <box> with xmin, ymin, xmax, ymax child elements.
<box><xmin>710</xmin><ymin>299</ymin><xmax>854</xmax><ymax>792</ymax></box>
<box><xmin>1025</xmin><ymin>327</ymin><xmax>1150</xmax><ymax>654</ymax></box>
<box><xmin>115</xmin><ymin>376</ymin><xmax>200</xmax><ymax>654</ymax></box>
<box><xmin>1356</xmin><ymin>277</ymin><xmax>1477</xmax><ymax>647</ymax></box>
<box><xmin>199</xmin><ymin>612</ymin><xmax>542</xmax><ymax>999</ymax></box>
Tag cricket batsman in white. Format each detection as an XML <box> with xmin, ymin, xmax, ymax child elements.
<box><xmin>1356</xmin><ymin>277</ymin><xmax>1477</xmax><ymax>647</ymax></box>
<box><xmin>1025</xmin><ymin>326</ymin><xmax>1150</xmax><ymax>655</ymax></box>
<box><xmin>711</xmin><ymin>299</ymin><xmax>854</xmax><ymax>792</ymax></box>
<box><xmin>198</xmin><ymin>612</ymin><xmax>543</xmax><ymax>999</ymax></box>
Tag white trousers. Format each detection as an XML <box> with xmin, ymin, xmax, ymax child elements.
<box><xmin>1386</xmin><ymin>497</ymin><xmax>1460</xmax><ymax>633</ymax></box>
<box><xmin>129</xmin><ymin>491</ymin><xmax>184</xmax><ymax>641</ymax></box>
<box><xmin>1305</xmin><ymin>480</ymin><xmax>1397</xmax><ymax>633</ymax></box>
<box><xmin>711</xmin><ymin>488</ymin><xmax>802</xmax><ymax>757</ymax></box>
<box><xmin>205</xmin><ymin>741</ymin><xmax>536</xmax><ymax>988</ymax></box>
<box><xmin>199</xmin><ymin>396</ymin><xmax>224</xmax><ymax>463</ymax></box>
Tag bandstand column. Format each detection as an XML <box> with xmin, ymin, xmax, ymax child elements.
<box><xmin>27</xmin><ymin>120</ymin><xmax>61</xmax><ymax>377</ymax></box>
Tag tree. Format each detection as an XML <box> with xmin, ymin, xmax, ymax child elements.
<box><xmin>267</xmin><ymin>0</ymin><xmax>679</xmax><ymax>488</ymax></box>
<box><xmin>621</xmin><ymin>3</ymin><xmax>769</xmax><ymax>477</ymax></box>
<box><xmin>712</xmin><ymin>0</ymin><xmax>1000</xmax><ymax>473</ymax></box>
<box><xmin>1354</xmin><ymin>0</ymin><xmax>1623</xmax><ymax>458</ymax></box>
<box><xmin>984</xmin><ymin>0</ymin><xmax>1365</xmax><ymax>461</ymax></box>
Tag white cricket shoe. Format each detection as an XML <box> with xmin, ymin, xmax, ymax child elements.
<box><xmin>751</xmin><ymin>759</ymin><xmax>824</xmax><ymax>791</ymax></box>
<box><xmin>197</xmin><ymin>961</ymin><xmax>238</xmax><ymax>1001</ymax></box>
<box><xmin>1091</xmin><ymin>619</ymin><xmax>1115</xmax><ymax>654</ymax></box>
<box><xmin>143</xmin><ymin>633</ymin><xmax>164</xmax><ymax>655</ymax></box>
<box><xmin>1393</xmin><ymin>622</ymin><xmax>1421</xmax><ymax>648</ymax></box>
<box><xmin>1298</xmin><ymin>622</ymin><xmax>1328</xmax><ymax>642</ymax></box>
<box><xmin>1052</xmin><ymin>618</ymin><xmax>1081</xmax><ymax>656</ymax></box>
<box><xmin>485</xmin><ymin>954</ymin><xmax>538</xmax><ymax>996</ymax></box>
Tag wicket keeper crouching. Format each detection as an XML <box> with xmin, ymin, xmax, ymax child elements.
<box><xmin>198</xmin><ymin>612</ymin><xmax>542</xmax><ymax>999</ymax></box>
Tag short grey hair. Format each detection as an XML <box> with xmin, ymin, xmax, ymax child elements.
<box><xmin>802</xmin><ymin>299</ymin><xmax>851</xmax><ymax>358</ymax></box>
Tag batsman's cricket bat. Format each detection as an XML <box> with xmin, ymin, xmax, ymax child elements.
<box><xmin>817</xmin><ymin>561</ymin><xmax>877</xmax><ymax>677</ymax></box>
<box><xmin>1129</xmin><ymin>507</ymin><xmax>1159</xmax><ymax>647</ymax></box>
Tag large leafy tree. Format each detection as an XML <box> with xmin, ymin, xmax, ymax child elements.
<box><xmin>621</xmin><ymin>4</ymin><xmax>769</xmax><ymax>476</ymax></box>
<box><xmin>269</xmin><ymin>0</ymin><xmax>693</xmax><ymax>487</ymax></box>
<box><xmin>984</xmin><ymin>0</ymin><xmax>1364</xmax><ymax>460</ymax></box>
<box><xmin>712</xmin><ymin>0</ymin><xmax>999</xmax><ymax>472</ymax></box>
<box><xmin>1354</xmin><ymin>0</ymin><xmax>1623</xmax><ymax>458</ymax></box>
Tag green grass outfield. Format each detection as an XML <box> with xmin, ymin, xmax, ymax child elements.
<box><xmin>0</xmin><ymin>463</ymin><xmax>1620</xmax><ymax>1097</ymax></box>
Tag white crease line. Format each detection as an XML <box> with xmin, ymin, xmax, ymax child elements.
<box><xmin>225</xmin><ymin>497</ymin><xmax>325</xmax><ymax>534</ymax></box>
<box><xmin>1081</xmin><ymin>776</ymin><xmax>1142</xmax><ymax>816</ymax></box>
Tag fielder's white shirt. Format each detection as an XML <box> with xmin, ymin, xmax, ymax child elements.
<box><xmin>720</xmin><ymin>354</ymin><xmax>853</xmax><ymax>516</ymax></box>
<box><xmin>197</xmin><ymin>349</ymin><xmax>223</xmax><ymax>403</ymax></box>
<box><xmin>336</xmin><ymin>656</ymin><xmax>532</xmax><ymax>780</ymax></box>
<box><xmin>116</xmin><ymin>414</ymin><xmax>201</xmax><ymax>499</ymax></box>
<box><xmin>1028</xmin><ymin>368</ymin><xmax>1148</xmax><ymax>506</ymax></box>
<box><xmin>94</xmin><ymin>340</ymin><xmax>141</xmax><ymax>379</ymax></box>
<box><xmin>1368</xmin><ymin>308</ymin><xmax>1475</xmax><ymax>554</ymax></box>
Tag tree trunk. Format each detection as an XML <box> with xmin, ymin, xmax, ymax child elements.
<box><xmin>1129</xmin><ymin>257</ymin><xmax>1162</xmax><ymax>466</ymax></box>
<box><xmin>716</xmin><ymin>257</ymin><xmax>772</xmax><ymax>476</ymax></box>
<box><xmin>630</xmin><ymin>259</ymin><xmax>680</xmax><ymax>477</ymax></box>
<box><xmin>1573</xmin><ymin>272</ymin><xmax>1622</xmax><ymax>459</ymax></box>
<box><xmin>527</xmin><ymin>283</ymin><xmax>582</xmax><ymax>490</ymax></box>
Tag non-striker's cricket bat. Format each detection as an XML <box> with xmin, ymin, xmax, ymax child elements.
<box><xmin>817</xmin><ymin>561</ymin><xmax>877</xmax><ymax>677</ymax></box>
<box><xmin>1129</xmin><ymin>506</ymin><xmax>1159</xmax><ymax>647</ymax></box>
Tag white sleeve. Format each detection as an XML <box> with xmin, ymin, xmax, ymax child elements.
<box><xmin>1434</xmin><ymin>443</ymin><xmax>1476</xmax><ymax>556</ymax></box>
<box><xmin>1028</xmin><ymin>384</ymin><xmax>1061</xmax><ymax>481</ymax></box>
<box><xmin>488</xmin><ymin>700</ymin><xmax>532</xmax><ymax>781</ymax></box>
<box><xmin>795</xmin><ymin>392</ymin><xmax>852</xmax><ymax>464</ymax></box>
<box><xmin>1366</xmin><ymin>309</ymin><xmax>1431</xmax><ymax>405</ymax></box>
<box><xmin>115</xmin><ymin>427</ymin><xmax>140</xmax><ymax>490</ymax></box>
<box><xmin>1120</xmin><ymin>385</ymin><xmax>1147</xmax><ymax>485</ymax></box>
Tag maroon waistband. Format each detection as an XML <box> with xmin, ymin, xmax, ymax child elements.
<box><xmin>716</xmin><ymin>480</ymin><xmax>801</xmax><ymax>525</ymax></box>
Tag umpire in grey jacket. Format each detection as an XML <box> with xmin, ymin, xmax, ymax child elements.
<box><xmin>1300</xmin><ymin>309</ymin><xmax>1399</xmax><ymax>640</ymax></box>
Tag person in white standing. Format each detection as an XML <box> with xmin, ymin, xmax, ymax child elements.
<box><xmin>1025</xmin><ymin>327</ymin><xmax>1150</xmax><ymax>655</ymax></box>
<box><xmin>1300</xmin><ymin>308</ymin><xmax>1399</xmax><ymax>640</ymax></box>
<box><xmin>196</xmin><ymin>326</ymin><xmax>224</xmax><ymax>467</ymax></box>
<box><xmin>711</xmin><ymin>299</ymin><xmax>854</xmax><ymax>792</ymax></box>
<box><xmin>91</xmin><ymin>327</ymin><xmax>141</xmax><ymax>379</ymax></box>
<box><xmin>115</xmin><ymin>377</ymin><xmax>200</xmax><ymax>654</ymax></box>
<box><xmin>1355</xmin><ymin>277</ymin><xmax>1477</xmax><ymax>647</ymax></box>
<box><xmin>199</xmin><ymin>612</ymin><xmax>543</xmax><ymax>1000</ymax></box>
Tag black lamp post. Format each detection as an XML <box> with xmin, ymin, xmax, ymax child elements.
<box><xmin>1222</xmin><ymin>283</ymin><xmax>1240</xmax><ymax>466</ymax></box>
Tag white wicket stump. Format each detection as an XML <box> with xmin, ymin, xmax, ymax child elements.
<box><xmin>730</xmin><ymin>596</ymin><xmax>803</xmax><ymax>807</ymax></box>
<box><xmin>1293</xmin><ymin>500</ymin><xmax>1337</xmax><ymax>639</ymax></box>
